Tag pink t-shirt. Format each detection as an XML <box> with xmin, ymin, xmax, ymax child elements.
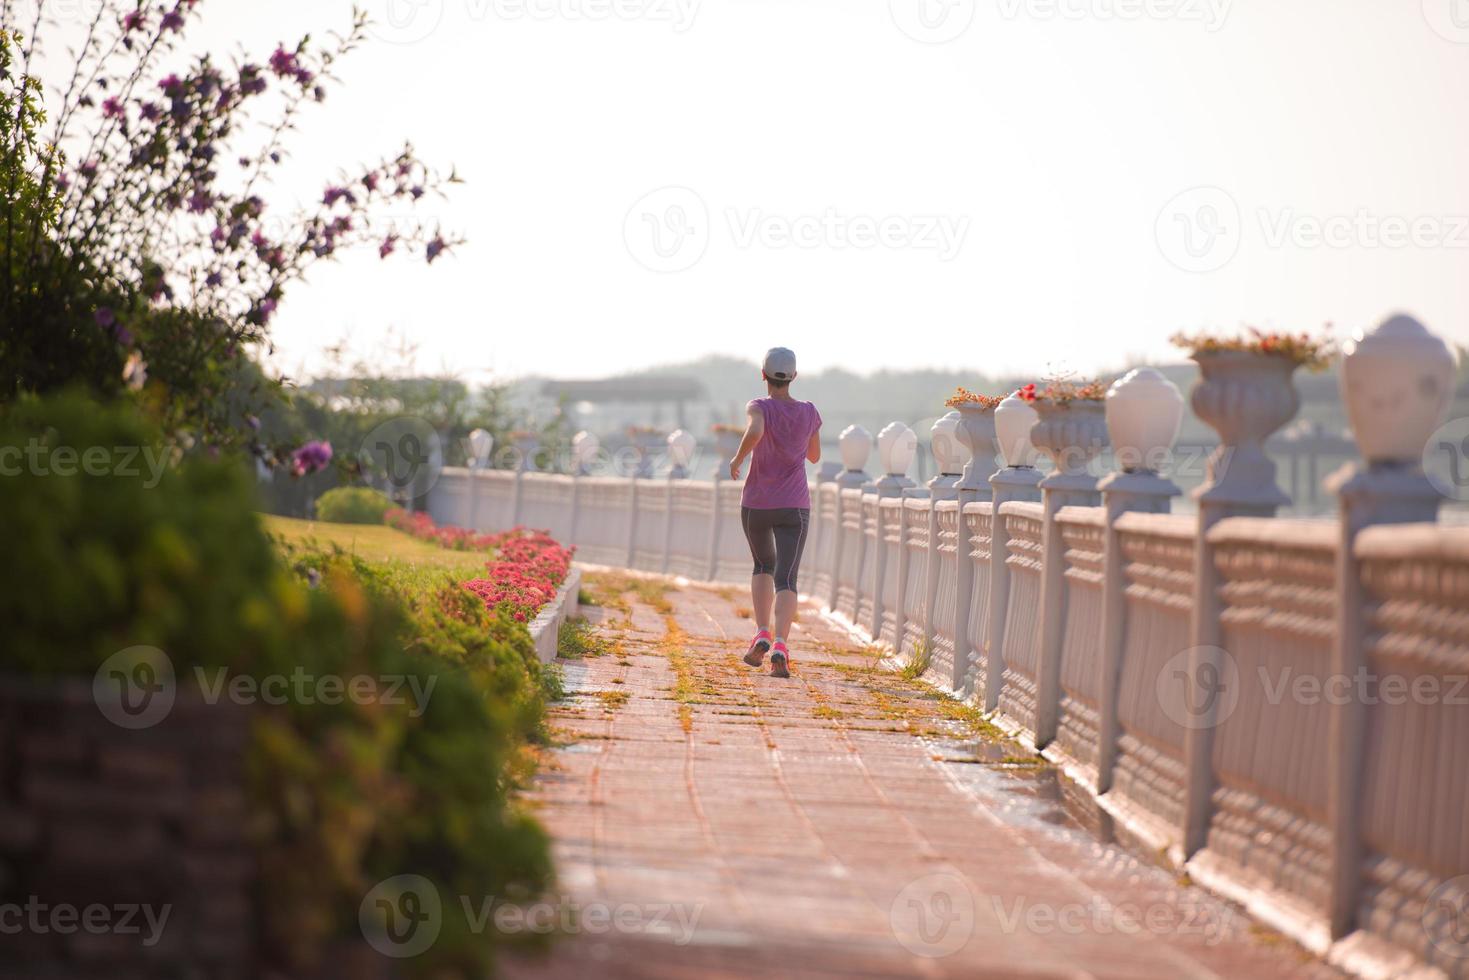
<box><xmin>742</xmin><ymin>398</ymin><xmax>822</xmax><ymax>510</ymax></box>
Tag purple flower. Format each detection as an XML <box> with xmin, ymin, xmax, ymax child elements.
<box><xmin>141</xmin><ymin>103</ymin><xmax>162</xmax><ymax>122</ymax></box>
<box><xmin>162</xmin><ymin>9</ymin><xmax>184</xmax><ymax>31</ymax></box>
<box><xmin>269</xmin><ymin>46</ymin><xmax>298</xmax><ymax>77</ymax></box>
<box><xmin>363</xmin><ymin>172</ymin><xmax>380</xmax><ymax>192</ymax></box>
<box><xmin>379</xmin><ymin>235</ymin><xmax>398</xmax><ymax>259</ymax></box>
<box><xmin>159</xmin><ymin>74</ymin><xmax>182</xmax><ymax>95</ymax></box>
<box><xmin>322</xmin><ymin>186</ymin><xmax>354</xmax><ymax>207</ymax></box>
<box><xmin>95</xmin><ymin>308</ymin><xmax>116</xmax><ymax>329</ymax></box>
<box><xmin>123</xmin><ymin>10</ymin><xmax>145</xmax><ymax>31</ymax></box>
<box><xmin>187</xmin><ymin>190</ymin><xmax>212</xmax><ymax>214</ymax></box>
<box><xmin>426</xmin><ymin>237</ymin><xmax>446</xmax><ymax>264</ymax></box>
<box><xmin>102</xmin><ymin>97</ymin><xmax>126</xmax><ymax>120</ymax></box>
<box><xmin>205</xmin><ymin>271</ymin><xmax>224</xmax><ymax>288</ymax></box>
<box><xmin>410</xmin><ymin>185</ymin><xmax>425</xmax><ymax>201</ymax></box>
<box><xmin>291</xmin><ymin>440</ymin><xmax>333</xmax><ymax>477</ymax></box>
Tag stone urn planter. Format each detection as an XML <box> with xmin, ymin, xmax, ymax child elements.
<box><xmin>1190</xmin><ymin>351</ymin><xmax>1300</xmax><ymax>509</ymax></box>
<box><xmin>953</xmin><ymin>405</ymin><xmax>998</xmax><ymax>493</ymax></box>
<box><xmin>1030</xmin><ymin>400</ymin><xmax>1108</xmax><ymax>495</ymax></box>
<box><xmin>629</xmin><ymin>429</ymin><xmax>664</xmax><ymax>479</ymax></box>
<box><xmin>713</xmin><ymin>426</ymin><xmax>742</xmax><ymax>464</ymax></box>
<box><xmin>508</xmin><ymin>432</ymin><xmax>540</xmax><ymax>472</ymax></box>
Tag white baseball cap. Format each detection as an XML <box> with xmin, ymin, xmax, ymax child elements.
<box><xmin>762</xmin><ymin>347</ymin><xmax>797</xmax><ymax>381</ymax></box>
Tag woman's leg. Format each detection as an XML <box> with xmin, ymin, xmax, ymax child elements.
<box><xmin>741</xmin><ymin>507</ymin><xmax>777</xmax><ymax>633</ymax></box>
<box><xmin>771</xmin><ymin>508</ymin><xmax>810</xmax><ymax>644</ymax></box>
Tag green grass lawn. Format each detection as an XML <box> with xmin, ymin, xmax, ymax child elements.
<box><xmin>262</xmin><ymin>515</ymin><xmax>488</xmax><ymax>577</ymax></box>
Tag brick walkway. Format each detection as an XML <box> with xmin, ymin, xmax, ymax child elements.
<box><xmin>503</xmin><ymin>574</ymin><xmax>1339</xmax><ymax>979</ymax></box>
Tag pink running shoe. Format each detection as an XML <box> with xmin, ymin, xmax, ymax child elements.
<box><xmin>743</xmin><ymin>630</ymin><xmax>773</xmax><ymax>667</ymax></box>
<box><xmin>769</xmin><ymin>642</ymin><xmax>791</xmax><ymax>679</ymax></box>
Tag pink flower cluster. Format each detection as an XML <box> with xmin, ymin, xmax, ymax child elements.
<box><xmin>462</xmin><ymin>528</ymin><xmax>574</xmax><ymax>623</ymax></box>
<box><xmin>382</xmin><ymin>510</ymin><xmax>574</xmax><ymax>624</ymax></box>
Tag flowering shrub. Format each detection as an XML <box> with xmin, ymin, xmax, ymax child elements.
<box><xmin>0</xmin><ymin>5</ymin><xmax>460</xmax><ymax>455</ymax></box>
<box><xmin>1171</xmin><ymin>328</ymin><xmax>1335</xmax><ymax>371</ymax></box>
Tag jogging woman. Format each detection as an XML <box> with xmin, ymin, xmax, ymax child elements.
<box><xmin>727</xmin><ymin>347</ymin><xmax>823</xmax><ymax>679</ymax></box>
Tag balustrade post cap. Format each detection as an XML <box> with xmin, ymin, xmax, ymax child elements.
<box><xmin>877</xmin><ymin>422</ymin><xmax>918</xmax><ymax>477</ymax></box>
<box><xmin>994</xmin><ymin>393</ymin><xmax>1041</xmax><ymax>468</ymax></box>
<box><xmin>839</xmin><ymin>424</ymin><xmax>874</xmax><ymax>471</ymax></box>
<box><xmin>930</xmin><ymin>412</ymin><xmax>966</xmax><ymax>476</ymax></box>
<box><xmin>666</xmin><ymin>429</ymin><xmax>697</xmax><ymax>464</ymax></box>
<box><xmin>1106</xmin><ymin>367</ymin><xmax>1184</xmax><ymax>475</ymax></box>
<box><xmin>1341</xmin><ymin>312</ymin><xmax>1457</xmax><ymax>466</ymax></box>
<box><xmin>468</xmin><ymin>428</ymin><xmax>494</xmax><ymax>468</ymax></box>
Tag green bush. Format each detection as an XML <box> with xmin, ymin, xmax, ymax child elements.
<box><xmin>314</xmin><ymin>486</ymin><xmax>395</xmax><ymax>525</ymax></box>
<box><xmin>0</xmin><ymin>391</ymin><xmax>553</xmax><ymax>978</ymax></box>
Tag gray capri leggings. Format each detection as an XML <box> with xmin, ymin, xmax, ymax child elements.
<box><xmin>741</xmin><ymin>507</ymin><xmax>811</xmax><ymax>594</ymax></box>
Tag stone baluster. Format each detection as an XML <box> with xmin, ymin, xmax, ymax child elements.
<box><xmin>828</xmin><ymin>426</ymin><xmax>873</xmax><ymax>611</ymax></box>
<box><xmin>568</xmin><ymin>431</ymin><xmax>598</xmax><ymax>546</ymax></box>
<box><xmin>1096</xmin><ymin>369</ymin><xmax>1184</xmax><ymax>794</ymax></box>
<box><xmin>980</xmin><ymin>394</ymin><xmax>1043</xmax><ymax>711</ymax></box>
<box><xmin>1181</xmin><ymin>347</ymin><xmax>1303</xmax><ymax>856</ymax></box>
<box><xmin>950</xmin><ymin>403</ymin><xmax>997</xmax><ymax>695</ymax></box>
<box><xmin>1031</xmin><ymin>397</ymin><xmax>1110</xmax><ymax>747</ymax></box>
<box><xmin>870</xmin><ymin>423</ymin><xmax>917</xmax><ymax>638</ymax></box>
<box><xmin>467</xmin><ymin>429</ymin><xmax>494</xmax><ymax>532</ymax></box>
<box><xmin>919</xmin><ymin>413</ymin><xmax>967</xmax><ymax>687</ymax></box>
<box><xmin>1324</xmin><ymin>313</ymin><xmax>1455</xmax><ymax>939</ymax></box>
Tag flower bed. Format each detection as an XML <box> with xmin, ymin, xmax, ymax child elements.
<box><xmin>462</xmin><ymin>528</ymin><xmax>575</xmax><ymax>623</ymax></box>
<box><xmin>385</xmin><ymin>509</ymin><xmax>575</xmax><ymax>622</ymax></box>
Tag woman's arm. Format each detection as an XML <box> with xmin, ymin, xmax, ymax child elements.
<box><xmin>806</xmin><ymin>427</ymin><xmax>822</xmax><ymax>464</ymax></box>
<box><xmin>729</xmin><ymin>404</ymin><xmax>764</xmax><ymax>480</ymax></box>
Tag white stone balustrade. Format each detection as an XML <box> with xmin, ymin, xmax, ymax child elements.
<box><xmin>423</xmin><ymin>314</ymin><xmax>1468</xmax><ymax>980</ymax></box>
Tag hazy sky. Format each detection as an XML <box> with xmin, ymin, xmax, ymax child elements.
<box><xmin>48</xmin><ymin>1</ymin><xmax>1469</xmax><ymax>382</ymax></box>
